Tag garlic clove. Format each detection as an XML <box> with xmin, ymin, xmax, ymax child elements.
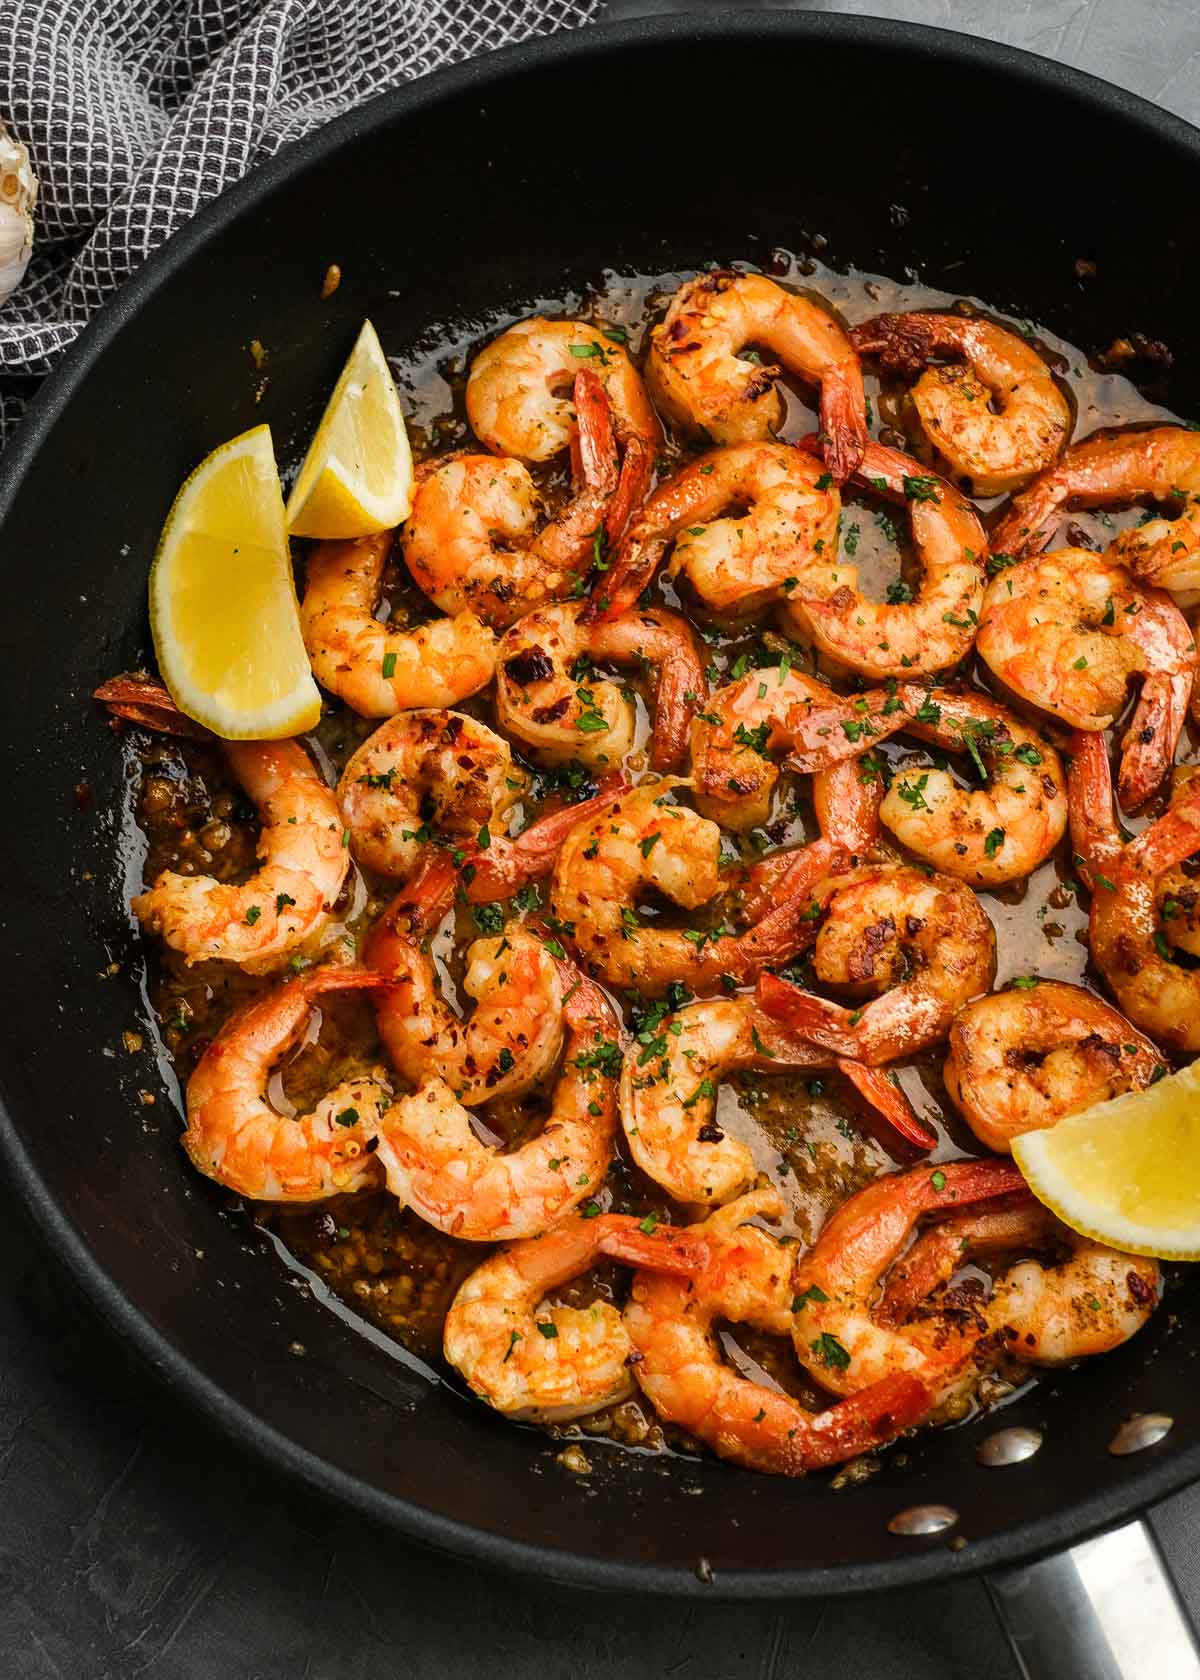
<box><xmin>0</xmin><ymin>117</ymin><xmax>38</xmax><ymax>307</ymax></box>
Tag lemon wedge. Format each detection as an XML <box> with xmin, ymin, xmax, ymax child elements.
<box><xmin>285</xmin><ymin>319</ymin><xmax>413</xmax><ymax>538</ymax></box>
<box><xmin>149</xmin><ymin>424</ymin><xmax>321</xmax><ymax>739</ymax></box>
<box><xmin>1013</xmin><ymin>1061</ymin><xmax>1200</xmax><ymax>1260</ymax></box>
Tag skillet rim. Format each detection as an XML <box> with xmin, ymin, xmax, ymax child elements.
<box><xmin>0</xmin><ymin>7</ymin><xmax>1198</xmax><ymax>1599</ymax></box>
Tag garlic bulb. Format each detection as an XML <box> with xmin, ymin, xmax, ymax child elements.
<box><xmin>0</xmin><ymin>118</ymin><xmax>37</xmax><ymax>307</ymax></box>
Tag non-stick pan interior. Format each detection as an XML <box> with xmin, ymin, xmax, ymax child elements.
<box><xmin>0</xmin><ymin>13</ymin><xmax>1197</xmax><ymax>1596</ymax></box>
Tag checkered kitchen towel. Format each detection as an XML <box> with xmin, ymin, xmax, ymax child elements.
<box><xmin>0</xmin><ymin>0</ymin><xmax>600</xmax><ymax>446</ymax></box>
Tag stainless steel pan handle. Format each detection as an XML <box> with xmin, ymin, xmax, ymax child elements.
<box><xmin>987</xmin><ymin>1520</ymin><xmax>1200</xmax><ymax>1680</ymax></box>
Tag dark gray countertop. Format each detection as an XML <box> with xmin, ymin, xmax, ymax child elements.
<box><xmin>7</xmin><ymin>4</ymin><xmax>1200</xmax><ymax>1676</ymax></box>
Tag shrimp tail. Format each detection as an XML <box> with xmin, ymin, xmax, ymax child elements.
<box><xmin>1117</xmin><ymin>671</ymin><xmax>1191</xmax><ymax>810</ymax></box>
<box><xmin>836</xmin><ymin>1058</ymin><xmax>937</xmax><ymax>1152</ymax></box>
<box><xmin>732</xmin><ymin>875</ymin><xmax>839</xmax><ymax>983</ymax></box>
<box><xmin>1123</xmin><ymin>770</ymin><xmax>1200</xmax><ymax>877</ymax></box>
<box><xmin>377</xmin><ymin>852</ymin><xmax>459</xmax><ymax>940</ymax></box>
<box><xmin>1065</xmin><ymin>729</ymin><xmax>1124</xmax><ymax>875</ymax></box>
<box><xmin>782</xmin><ymin>685</ymin><xmax>923</xmax><ymax>774</ymax></box>
<box><xmin>796</xmin><ymin>1373</ymin><xmax>931</xmax><ymax>1470</ymax></box>
<box><xmin>595</xmin><ymin>1217</ymin><xmax>711</xmax><ymax>1276</ymax></box>
<box><xmin>606</xmin><ymin>432</ymin><xmax>655</xmax><ymax>546</ymax></box>
<box><xmin>466</xmin><ymin>776</ymin><xmax>631</xmax><ymax>902</ymax></box>
<box><xmin>755</xmin><ymin>971</ymin><xmax>859</xmax><ymax>1056</ymax></box>
<box><xmin>573</xmin><ymin>368</ymin><xmax>619</xmax><ymax>495</ymax></box>
<box><xmin>817</xmin><ymin>358</ymin><xmax>868</xmax><ymax>485</ymax></box>
<box><xmin>93</xmin><ymin>673</ymin><xmax>210</xmax><ymax>739</ymax></box>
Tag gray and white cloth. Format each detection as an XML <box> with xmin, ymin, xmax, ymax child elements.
<box><xmin>0</xmin><ymin>0</ymin><xmax>600</xmax><ymax>446</ymax></box>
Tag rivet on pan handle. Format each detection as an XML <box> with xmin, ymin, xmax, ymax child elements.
<box><xmin>986</xmin><ymin>1519</ymin><xmax>1200</xmax><ymax>1680</ymax></box>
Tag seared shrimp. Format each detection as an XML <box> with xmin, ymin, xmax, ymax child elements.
<box><xmin>625</xmin><ymin>1190</ymin><xmax>930</xmax><ymax>1475</ymax></box>
<box><xmin>1068</xmin><ymin>728</ymin><xmax>1200</xmax><ymax>1051</ymax></box>
<box><xmin>184</xmin><ymin>967</ymin><xmax>391</xmax><ymax>1200</ymax></box>
<box><xmin>301</xmin><ymin>531</ymin><xmax>496</xmax><ymax>715</ymax></box>
<box><xmin>880</xmin><ymin>1196</ymin><xmax>1160</xmax><ymax>1365</ymax></box>
<box><xmin>876</xmin><ymin>688</ymin><xmax>1068</xmax><ymax>887</ymax></box>
<box><xmin>1154</xmin><ymin>766</ymin><xmax>1200</xmax><ymax>957</ymax></box>
<box><xmin>645</xmin><ymin>271</ymin><xmax>867</xmax><ymax>481</ymax></box>
<box><xmin>403</xmin><ymin>369</ymin><xmax>620</xmax><ymax>630</ymax></box>
<box><xmin>851</xmin><ymin>312</ymin><xmax>1070</xmax><ymax>493</ymax></box>
<box><xmin>691</xmin><ymin>664</ymin><xmax>916</xmax><ymax>832</ymax></box>
<box><xmin>620</xmin><ymin>996</ymin><xmax>925</xmax><ymax>1206</ymax></box>
<box><xmin>787</xmin><ymin>1159</ymin><xmax>1026</xmax><ymax>1410</ymax></box>
<box><xmin>367</xmin><ymin>866</ymin><xmax>566</xmax><ymax>1104</ymax></box>
<box><xmin>550</xmin><ymin>780</ymin><xmax>841</xmax><ymax>995</ymax></box>
<box><xmin>976</xmin><ymin>548</ymin><xmax>1195</xmax><ymax>809</ymax></box>
<box><xmin>992</xmin><ymin>425</ymin><xmax>1200</xmax><ymax>592</ymax></box>
<box><xmin>371</xmin><ymin>967</ymin><xmax>622</xmax><ymax>1240</ymax></box>
<box><xmin>338</xmin><ymin>709</ymin><xmax>519</xmax><ymax>880</ymax></box>
<box><xmin>495</xmin><ymin>600</ymin><xmax>704</xmax><ymax>772</ymax></box>
<box><xmin>943</xmin><ymin>982</ymin><xmax>1162</xmax><ymax>1153</ymax></box>
<box><xmin>444</xmin><ymin>1212</ymin><xmax>708</xmax><ymax>1422</ymax></box>
<box><xmin>756</xmin><ymin>864</ymin><xmax>997</xmax><ymax>1065</ymax></box>
<box><xmin>593</xmin><ymin>442</ymin><xmax>839</xmax><ymax>622</ymax></box>
<box><xmin>465</xmin><ymin>317</ymin><xmax>659</xmax><ymax>537</ymax></box>
<box><xmin>783</xmin><ymin>442</ymin><xmax>987</xmax><ymax>680</ymax></box>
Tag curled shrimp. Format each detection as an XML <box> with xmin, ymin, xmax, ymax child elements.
<box><xmin>300</xmin><ymin>531</ymin><xmax>496</xmax><ymax>715</ymax></box>
<box><xmin>184</xmin><ymin>967</ymin><xmax>391</xmax><ymax>1200</ymax></box>
<box><xmin>874</xmin><ymin>688</ymin><xmax>1068</xmax><ymax>887</ymax></box>
<box><xmin>782</xmin><ymin>442</ymin><xmax>987</xmax><ymax>680</ymax></box>
<box><xmin>645</xmin><ymin>270</ymin><xmax>867</xmax><ymax>481</ymax></box>
<box><xmin>402</xmin><ymin>369</ymin><xmax>619</xmax><ymax>630</ymax></box>
<box><xmin>550</xmin><ymin>779</ymin><xmax>842</xmax><ymax>995</ymax></box>
<box><xmin>851</xmin><ymin>312</ymin><xmax>1070</xmax><ymax>494</ymax></box>
<box><xmin>787</xmin><ymin>1158</ymin><xmax>1027</xmax><ymax>1411</ymax></box>
<box><xmin>943</xmin><ymin>981</ymin><xmax>1163</xmax><ymax>1153</ymax></box>
<box><xmin>757</xmin><ymin>863</ymin><xmax>997</xmax><ymax>1065</ymax></box>
<box><xmin>880</xmin><ymin>1196</ymin><xmax>1160</xmax><ymax>1366</ymax></box>
<box><xmin>1068</xmin><ymin>728</ymin><xmax>1200</xmax><ymax>1052</ymax></box>
<box><xmin>992</xmin><ymin>425</ymin><xmax>1200</xmax><ymax>592</ymax></box>
<box><xmin>624</xmin><ymin>1189</ymin><xmax>930</xmax><ymax>1475</ymax></box>
<box><xmin>495</xmin><ymin>600</ymin><xmax>704</xmax><ymax>772</ymax></box>
<box><xmin>371</xmin><ymin>964</ymin><xmax>623</xmax><ymax>1240</ymax></box>
<box><xmin>95</xmin><ymin>678</ymin><xmax>348</xmax><ymax>970</ymax></box>
<box><xmin>620</xmin><ymin>996</ymin><xmax>928</xmax><ymax>1207</ymax></box>
<box><xmin>592</xmin><ymin>442</ymin><xmax>839</xmax><ymax>623</ymax></box>
<box><xmin>690</xmin><ymin>663</ymin><xmax>915</xmax><ymax>832</ymax></box>
<box><xmin>976</xmin><ymin>548</ymin><xmax>1195</xmax><ymax>809</ymax></box>
<box><xmin>443</xmin><ymin>1212</ymin><xmax>708</xmax><ymax>1422</ymax></box>
<box><xmin>465</xmin><ymin>316</ymin><xmax>659</xmax><ymax>538</ymax></box>
<box><xmin>338</xmin><ymin>709</ymin><xmax>520</xmax><ymax>880</ymax></box>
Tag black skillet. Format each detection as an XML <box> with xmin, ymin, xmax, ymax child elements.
<box><xmin>0</xmin><ymin>11</ymin><xmax>1196</xmax><ymax>1629</ymax></box>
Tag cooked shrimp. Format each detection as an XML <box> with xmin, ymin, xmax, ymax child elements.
<box><xmin>139</xmin><ymin>754</ymin><xmax>346</xmax><ymax>969</ymax></box>
<box><xmin>690</xmin><ymin>664</ymin><xmax>912</xmax><ymax>832</ymax></box>
<box><xmin>1068</xmin><ymin>728</ymin><xmax>1200</xmax><ymax>1051</ymax></box>
<box><xmin>645</xmin><ymin>271</ymin><xmax>867</xmax><ymax>481</ymax></box>
<box><xmin>371</xmin><ymin>967</ymin><xmax>622</xmax><ymax>1240</ymax></box>
<box><xmin>495</xmin><ymin>600</ymin><xmax>704</xmax><ymax>772</ymax></box>
<box><xmin>625</xmin><ymin>1189</ymin><xmax>930</xmax><ymax>1475</ymax></box>
<box><xmin>465</xmin><ymin>317</ymin><xmax>659</xmax><ymax>536</ymax></box>
<box><xmin>851</xmin><ymin>312</ymin><xmax>1070</xmax><ymax>493</ymax></box>
<box><xmin>592</xmin><ymin>442</ymin><xmax>839</xmax><ymax>622</ymax></box>
<box><xmin>550</xmin><ymin>780</ymin><xmax>841</xmax><ymax>995</ymax></box>
<box><xmin>338</xmin><ymin>709</ymin><xmax>520</xmax><ymax>880</ymax></box>
<box><xmin>300</xmin><ymin>531</ymin><xmax>496</xmax><ymax>715</ymax></box>
<box><xmin>620</xmin><ymin>997</ymin><xmax>927</xmax><ymax>1206</ymax></box>
<box><xmin>787</xmin><ymin>1159</ymin><xmax>1027</xmax><ymax>1410</ymax></box>
<box><xmin>976</xmin><ymin>548</ymin><xmax>1195</xmax><ymax>808</ymax></box>
<box><xmin>1154</xmin><ymin>766</ymin><xmax>1200</xmax><ymax>957</ymax></box>
<box><xmin>880</xmin><ymin>1196</ymin><xmax>1160</xmax><ymax>1365</ymax></box>
<box><xmin>183</xmin><ymin>967</ymin><xmax>391</xmax><ymax>1200</ymax></box>
<box><xmin>876</xmin><ymin>688</ymin><xmax>1068</xmax><ymax>887</ymax></box>
<box><xmin>96</xmin><ymin>676</ymin><xmax>350</xmax><ymax>969</ymax></box>
<box><xmin>782</xmin><ymin>442</ymin><xmax>987</xmax><ymax>680</ymax></box>
<box><xmin>943</xmin><ymin>982</ymin><xmax>1162</xmax><ymax>1153</ymax></box>
<box><xmin>444</xmin><ymin>1212</ymin><xmax>709</xmax><ymax>1422</ymax></box>
<box><xmin>403</xmin><ymin>369</ymin><xmax>620</xmax><ymax>630</ymax></box>
<box><xmin>367</xmin><ymin>864</ymin><xmax>566</xmax><ymax>1104</ymax></box>
<box><xmin>992</xmin><ymin>425</ymin><xmax>1200</xmax><ymax>592</ymax></box>
<box><xmin>756</xmin><ymin>864</ymin><xmax>997</xmax><ymax>1065</ymax></box>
